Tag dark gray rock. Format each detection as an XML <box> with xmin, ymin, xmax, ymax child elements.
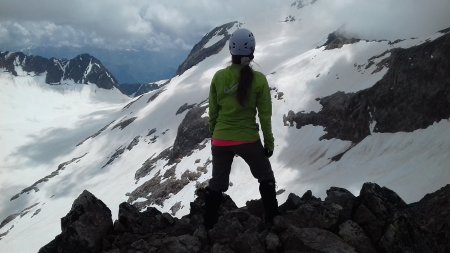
<box><xmin>320</xmin><ymin>31</ymin><xmax>361</xmax><ymax>50</ymax></box>
<box><xmin>409</xmin><ymin>184</ymin><xmax>450</xmax><ymax>253</ymax></box>
<box><xmin>378</xmin><ymin>212</ymin><xmax>439</xmax><ymax>253</ymax></box>
<box><xmin>169</xmin><ymin>105</ymin><xmax>210</xmax><ymax>164</ymax></box>
<box><xmin>163</xmin><ymin>165</ymin><xmax>176</xmax><ymax>179</ymax></box>
<box><xmin>102</xmin><ymin>146</ymin><xmax>126</xmax><ymax>168</ymax></box>
<box><xmin>147</xmin><ymin>88</ymin><xmax>166</xmax><ymax>103</ymax></box>
<box><xmin>127</xmin><ymin>169</ymin><xmax>190</xmax><ymax>208</ymax></box>
<box><xmin>0</xmin><ymin>203</ymin><xmax>40</xmax><ymax>230</ymax></box>
<box><xmin>208</xmin><ymin>210</ymin><xmax>264</xmax><ymax>252</ymax></box>
<box><xmin>325</xmin><ymin>187</ymin><xmax>356</xmax><ymax>222</ymax></box>
<box><xmin>146</xmin><ymin>128</ymin><xmax>157</xmax><ymax>136</ymax></box>
<box><xmin>176</xmin><ymin>102</ymin><xmax>196</xmax><ymax>115</ymax></box>
<box><xmin>176</xmin><ymin>21</ymin><xmax>237</xmax><ymax>75</ymax></box>
<box><xmin>265</xmin><ymin>232</ymin><xmax>281</xmax><ymax>252</ymax></box>
<box><xmin>338</xmin><ymin>220</ymin><xmax>376</xmax><ymax>253</ymax></box>
<box><xmin>37</xmin><ymin>183</ymin><xmax>450</xmax><ymax>253</ymax></box>
<box><xmin>134</xmin><ymin>148</ymin><xmax>171</xmax><ymax>180</ymax></box>
<box><xmin>280</xmin><ymin>226</ymin><xmax>356</xmax><ymax>253</ymax></box>
<box><xmin>127</xmin><ymin>136</ymin><xmax>140</xmax><ymax>151</ymax></box>
<box><xmin>159</xmin><ymin>235</ymin><xmax>201</xmax><ymax>253</ymax></box>
<box><xmin>113</xmin><ymin>203</ymin><xmax>179</xmax><ymax>235</ymax></box>
<box><xmin>353</xmin><ymin>182</ymin><xmax>407</xmax><ymax>243</ymax></box>
<box><xmin>39</xmin><ymin>190</ymin><xmax>113</xmax><ymax>253</ymax></box>
<box><xmin>111</xmin><ymin>117</ymin><xmax>137</xmax><ymax>130</ymax></box>
<box><xmin>170</xmin><ymin>201</ymin><xmax>182</xmax><ymax>216</ymax></box>
<box><xmin>283</xmin><ymin>201</ymin><xmax>342</xmax><ymax>230</ymax></box>
<box><xmin>286</xmin><ymin>32</ymin><xmax>450</xmax><ymax>144</ymax></box>
<box><xmin>279</xmin><ymin>192</ymin><xmax>303</xmax><ymax>212</ymax></box>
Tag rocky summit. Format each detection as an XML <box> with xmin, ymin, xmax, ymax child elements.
<box><xmin>38</xmin><ymin>183</ymin><xmax>450</xmax><ymax>253</ymax></box>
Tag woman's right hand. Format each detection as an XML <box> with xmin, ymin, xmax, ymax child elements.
<box><xmin>264</xmin><ymin>147</ymin><xmax>273</xmax><ymax>158</ymax></box>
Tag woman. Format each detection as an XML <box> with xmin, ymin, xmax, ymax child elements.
<box><xmin>204</xmin><ymin>28</ymin><xmax>279</xmax><ymax>229</ymax></box>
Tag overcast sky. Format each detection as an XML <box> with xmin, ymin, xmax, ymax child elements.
<box><xmin>1</xmin><ymin>0</ymin><xmax>450</xmax><ymax>52</ymax></box>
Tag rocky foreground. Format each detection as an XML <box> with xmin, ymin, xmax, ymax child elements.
<box><xmin>38</xmin><ymin>183</ymin><xmax>449</xmax><ymax>253</ymax></box>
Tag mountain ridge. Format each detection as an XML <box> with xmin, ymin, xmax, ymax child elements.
<box><xmin>0</xmin><ymin>51</ymin><xmax>118</xmax><ymax>90</ymax></box>
<box><xmin>38</xmin><ymin>182</ymin><xmax>450</xmax><ymax>253</ymax></box>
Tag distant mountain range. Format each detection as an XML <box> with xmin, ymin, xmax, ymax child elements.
<box><xmin>21</xmin><ymin>46</ymin><xmax>188</xmax><ymax>85</ymax></box>
<box><xmin>0</xmin><ymin>51</ymin><xmax>118</xmax><ymax>90</ymax></box>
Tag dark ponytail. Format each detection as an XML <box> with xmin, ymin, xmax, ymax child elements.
<box><xmin>232</xmin><ymin>55</ymin><xmax>254</xmax><ymax>107</ymax></box>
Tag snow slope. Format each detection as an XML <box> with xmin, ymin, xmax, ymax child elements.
<box><xmin>1</xmin><ymin>5</ymin><xmax>450</xmax><ymax>253</ymax></box>
<box><xmin>0</xmin><ymin>69</ymin><xmax>128</xmax><ymax>251</ymax></box>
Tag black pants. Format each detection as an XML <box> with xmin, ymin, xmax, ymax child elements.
<box><xmin>208</xmin><ymin>141</ymin><xmax>275</xmax><ymax>192</ymax></box>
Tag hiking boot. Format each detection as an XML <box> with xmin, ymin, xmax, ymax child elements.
<box><xmin>203</xmin><ymin>187</ymin><xmax>223</xmax><ymax>230</ymax></box>
<box><xmin>259</xmin><ymin>180</ymin><xmax>279</xmax><ymax>224</ymax></box>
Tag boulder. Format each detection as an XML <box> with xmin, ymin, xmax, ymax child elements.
<box><xmin>39</xmin><ymin>190</ymin><xmax>113</xmax><ymax>253</ymax></box>
<box><xmin>338</xmin><ymin>220</ymin><xmax>376</xmax><ymax>253</ymax></box>
<box><xmin>280</xmin><ymin>226</ymin><xmax>356</xmax><ymax>253</ymax></box>
<box><xmin>325</xmin><ymin>187</ymin><xmax>356</xmax><ymax>222</ymax></box>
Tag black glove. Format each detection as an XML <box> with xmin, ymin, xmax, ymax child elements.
<box><xmin>264</xmin><ymin>147</ymin><xmax>273</xmax><ymax>158</ymax></box>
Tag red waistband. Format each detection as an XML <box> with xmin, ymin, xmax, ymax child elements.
<box><xmin>211</xmin><ymin>139</ymin><xmax>256</xmax><ymax>146</ymax></box>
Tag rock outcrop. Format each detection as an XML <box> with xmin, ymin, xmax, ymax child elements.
<box><xmin>170</xmin><ymin>105</ymin><xmax>210</xmax><ymax>164</ymax></box>
<box><xmin>39</xmin><ymin>183</ymin><xmax>450</xmax><ymax>253</ymax></box>
<box><xmin>320</xmin><ymin>31</ymin><xmax>361</xmax><ymax>50</ymax></box>
<box><xmin>176</xmin><ymin>21</ymin><xmax>237</xmax><ymax>75</ymax></box>
<box><xmin>39</xmin><ymin>190</ymin><xmax>113</xmax><ymax>253</ymax></box>
<box><xmin>285</xmin><ymin>31</ymin><xmax>450</xmax><ymax>144</ymax></box>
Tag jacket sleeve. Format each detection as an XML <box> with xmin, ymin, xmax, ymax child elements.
<box><xmin>209</xmin><ymin>74</ymin><xmax>219</xmax><ymax>134</ymax></box>
<box><xmin>256</xmin><ymin>75</ymin><xmax>275</xmax><ymax>151</ymax></box>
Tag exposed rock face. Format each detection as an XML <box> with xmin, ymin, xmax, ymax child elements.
<box><xmin>409</xmin><ymin>184</ymin><xmax>450</xmax><ymax>253</ymax></box>
<box><xmin>320</xmin><ymin>31</ymin><xmax>361</xmax><ymax>50</ymax></box>
<box><xmin>169</xmin><ymin>105</ymin><xmax>210</xmax><ymax>164</ymax></box>
<box><xmin>39</xmin><ymin>190</ymin><xmax>113</xmax><ymax>253</ymax></box>
<box><xmin>285</xmin><ymin>32</ymin><xmax>450</xmax><ymax>143</ymax></box>
<box><xmin>0</xmin><ymin>52</ymin><xmax>118</xmax><ymax>89</ymax></box>
<box><xmin>111</xmin><ymin>117</ymin><xmax>137</xmax><ymax>130</ymax></box>
<box><xmin>176</xmin><ymin>21</ymin><xmax>237</xmax><ymax>75</ymax></box>
<box><xmin>176</xmin><ymin>102</ymin><xmax>197</xmax><ymax>115</ymax></box>
<box><xmin>39</xmin><ymin>183</ymin><xmax>450</xmax><ymax>253</ymax></box>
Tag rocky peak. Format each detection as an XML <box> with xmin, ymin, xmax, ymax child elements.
<box><xmin>0</xmin><ymin>51</ymin><xmax>118</xmax><ymax>89</ymax></box>
<box><xmin>176</xmin><ymin>21</ymin><xmax>238</xmax><ymax>75</ymax></box>
<box><xmin>38</xmin><ymin>190</ymin><xmax>112</xmax><ymax>253</ymax></box>
<box><xmin>320</xmin><ymin>31</ymin><xmax>361</xmax><ymax>50</ymax></box>
<box><xmin>39</xmin><ymin>183</ymin><xmax>450</xmax><ymax>252</ymax></box>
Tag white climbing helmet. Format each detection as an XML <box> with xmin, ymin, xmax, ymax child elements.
<box><xmin>229</xmin><ymin>28</ymin><xmax>255</xmax><ymax>56</ymax></box>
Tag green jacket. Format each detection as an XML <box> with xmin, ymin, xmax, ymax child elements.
<box><xmin>209</xmin><ymin>64</ymin><xmax>274</xmax><ymax>151</ymax></box>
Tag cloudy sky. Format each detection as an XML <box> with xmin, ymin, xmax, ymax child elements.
<box><xmin>1</xmin><ymin>0</ymin><xmax>450</xmax><ymax>53</ymax></box>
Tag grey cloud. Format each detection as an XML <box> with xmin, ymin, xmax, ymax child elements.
<box><xmin>0</xmin><ymin>0</ymin><xmax>282</xmax><ymax>51</ymax></box>
<box><xmin>302</xmin><ymin>0</ymin><xmax>450</xmax><ymax>40</ymax></box>
<box><xmin>0</xmin><ymin>0</ymin><xmax>449</xmax><ymax>52</ymax></box>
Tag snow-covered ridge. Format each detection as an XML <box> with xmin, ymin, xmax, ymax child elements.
<box><xmin>176</xmin><ymin>21</ymin><xmax>239</xmax><ymax>75</ymax></box>
<box><xmin>0</xmin><ymin>51</ymin><xmax>118</xmax><ymax>90</ymax></box>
